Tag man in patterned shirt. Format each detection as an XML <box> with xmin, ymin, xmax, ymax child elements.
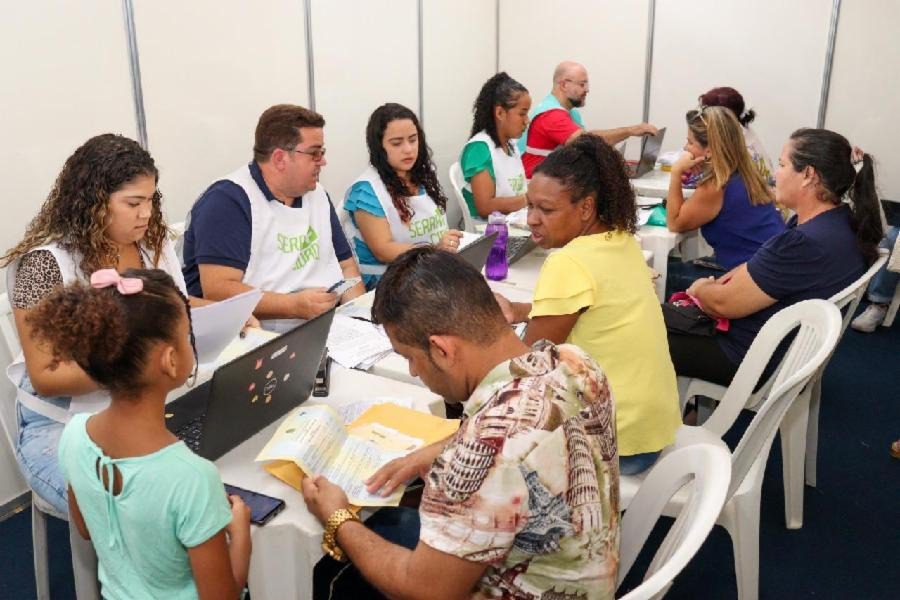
<box><xmin>302</xmin><ymin>247</ymin><xmax>619</xmax><ymax>599</ymax></box>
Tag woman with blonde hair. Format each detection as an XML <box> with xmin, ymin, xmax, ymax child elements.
<box><xmin>665</xmin><ymin>105</ymin><xmax>785</xmax><ymax>294</ymax></box>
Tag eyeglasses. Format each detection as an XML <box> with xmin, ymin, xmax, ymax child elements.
<box><xmin>563</xmin><ymin>79</ymin><xmax>590</xmax><ymax>89</ymax></box>
<box><xmin>287</xmin><ymin>146</ymin><xmax>327</xmax><ymax>162</ymax></box>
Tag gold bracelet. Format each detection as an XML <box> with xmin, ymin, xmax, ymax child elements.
<box><xmin>322</xmin><ymin>508</ymin><xmax>359</xmax><ymax>562</ymax></box>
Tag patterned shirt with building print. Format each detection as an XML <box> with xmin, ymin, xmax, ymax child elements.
<box><xmin>418</xmin><ymin>340</ymin><xmax>619</xmax><ymax>600</ymax></box>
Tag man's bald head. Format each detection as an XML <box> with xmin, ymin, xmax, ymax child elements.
<box><xmin>552</xmin><ymin>61</ymin><xmax>589</xmax><ymax>108</ymax></box>
<box><xmin>553</xmin><ymin>61</ymin><xmax>587</xmax><ymax>85</ymax></box>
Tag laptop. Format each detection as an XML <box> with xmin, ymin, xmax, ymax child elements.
<box><xmin>626</xmin><ymin>127</ymin><xmax>667</xmax><ymax>179</ymax></box>
<box><xmin>458</xmin><ymin>231</ymin><xmax>498</xmax><ymax>271</ymax></box>
<box><xmin>165</xmin><ymin>309</ymin><xmax>335</xmax><ymax>460</ymax></box>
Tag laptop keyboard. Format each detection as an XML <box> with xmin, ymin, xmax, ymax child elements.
<box><xmin>174</xmin><ymin>415</ymin><xmax>206</xmax><ymax>453</ymax></box>
<box><xmin>507</xmin><ymin>236</ymin><xmax>531</xmax><ymax>259</ymax></box>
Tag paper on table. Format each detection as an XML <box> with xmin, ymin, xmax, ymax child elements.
<box><xmin>337</xmin><ymin>396</ymin><xmax>415</xmax><ymax>424</ymax></box>
<box><xmin>327</xmin><ymin>314</ymin><xmax>393</xmax><ymax>369</ymax></box>
<box><xmin>191</xmin><ymin>288</ymin><xmax>263</xmax><ymax>364</ymax></box>
<box><xmin>257</xmin><ymin>404</ymin><xmax>421</xmax><ymax>506</ymax></box>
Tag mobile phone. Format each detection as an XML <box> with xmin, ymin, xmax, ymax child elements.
<box><xmin>312</xmin><ymin>349</ymin><xmax>331</xmax><ymax>397</ymax></box>
<box><xmin>224</xmin><ymin>483</ymin><xmax>285</xmax><ymax>526</ymax></box>
<box><xmin>327</xmin><ymin>277</ymin><xmax>362</xmax><ymax>295</ymax></box>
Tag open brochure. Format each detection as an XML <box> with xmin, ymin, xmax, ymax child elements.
<box><xmin>256</xmin><ymin>402</ymin><xmax>459</xmax><ymax>506</ymax></box>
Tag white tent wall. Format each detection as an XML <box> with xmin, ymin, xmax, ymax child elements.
<box><xmin>0</xmin><ymin>1</ymin><xmax>897</xmax><ymax>508</ymax></box>
<box><xmin>649</xmin><ymin>0</ymin><xmax>834</xmax><ymax>169</ymax></box>
<box><xmin>826</xmin><ymin>0</ymin><xmax>900</xmax><ymax>202</ymax></box>
<box><xmin>423</xmin><ymin>0</ymin><xmax>498</xmax><ymax>230</ymax></box>
<box><xmin>498</xmin><ymin>0</ymin><xmax>650</xmax><ymax>161</ymax></box>
<box><xmin>133</xmin><ymin>0</ymin><xmax>311</xmax><ymax>224</ymax></box>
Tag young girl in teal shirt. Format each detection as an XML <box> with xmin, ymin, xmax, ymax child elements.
<box><xmin>30</xmin><ymin>268</ymin><xmax>251</xmax><ymax>599</ymax></box>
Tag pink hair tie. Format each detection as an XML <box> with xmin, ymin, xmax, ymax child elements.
<box><xmin>90</xmin><ymin>269</ymin><xmax>144</xmax><ymax>295</ymax></box>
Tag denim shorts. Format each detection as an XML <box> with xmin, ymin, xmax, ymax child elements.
<box><xmin>14</xmin><ymin>375</ymin><xmax>70</xmax><ymax>516</ymax></box>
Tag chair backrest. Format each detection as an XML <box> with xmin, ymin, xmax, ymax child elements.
<box><xmin>617</xmin><ymin>441</ymin><xmax>732</xmax><ymax>600</ymax></box>
<box><xmin>449</xmin><ymin>162</ymin><xmax>477</xmax><ymax>233</ymax></box>
<box><xmin>0</xmin><ymin>292</ymin><xmax>21</xmax><ymax>450</ymax></box>
<box><xmin>828</xmin><ymin>250</ymin><xmax>888</xmax><ymax>335</ymax></box>
<box><xmin>169</xmin><ymin>220</ymin><xmax>187</xmax><ymax>267</ymax></box>
<box><xmin>703</xmin><ymin>300</ymin><xmax>841</xmax><ymax>497</ymax></box>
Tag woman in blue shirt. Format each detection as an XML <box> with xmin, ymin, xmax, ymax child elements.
<box><xmin>344</xmin><ymin>103</ymin><xmax>462</xmax><ymax>289</ymax></box>
<box><xmin>665</xmin><ymin>106</ymin><xmax>785</xmax><ymax>295</ymax></box>
<box><xmin>667</xmin><ymin>128</ymin><xmax>883</xmax><ymax>386</ymax></box>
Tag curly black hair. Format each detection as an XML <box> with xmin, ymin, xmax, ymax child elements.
<box><xmin>365</xmin><ymin>103</ymin><xmax>446</xmax><ymax>223</ymax></box>
<box><xmin>534</xmin><ymin>134</ymin><xmax>637</xmax><ymax>233</ymax></box>
<box><xmin>470</xmin><ymin>72</ymin><xmax>528</xmax><ymax>152</ymax></box>
<box><xmin>1</xmin><ymin>134</ymin><xmax>167</xmax><ymax>276</ymax></box>
<box><xmin>26</xmin><ymin>269</ymin><xmax>196</xmax><ymax>398</ymax></box>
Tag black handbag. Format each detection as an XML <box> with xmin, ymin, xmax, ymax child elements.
<box><xmin>661</xmin><ymin>302</ymin><xmax>717</xmax><ymax>336</ymax></box>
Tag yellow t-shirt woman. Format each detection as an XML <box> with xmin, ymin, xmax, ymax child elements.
<box><xmin>529</xmin><ymin>231</ymin><xmax>681</xmax><ymax>455</ymax></box>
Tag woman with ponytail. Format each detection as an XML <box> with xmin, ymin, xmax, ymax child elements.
<box><xmin>494</xmin><ymin>134</ymin><xmax>681</xmax><ymax>475</ymax></box>
<box><xmin>700</xmin><ymin>86</ymin><xmax>774</xmax><ymax>182</ymax></box>
<box><xmin>668</xmin><ymin>128</ymin><xmax>881</xmax><ymax>386</ymax></box>
<box><xmin>460</xmin><ymin>72</ymin><xmax>531</xmax><ymax>219</ymax></box>
<box><xmin>665</xmin><ymin>106</ymin><xmax>785</xmax><ymax>294</ymax></box>
<box><xmin>35</xmin><ymin>269</ymin><xmax>251</xmax><ymax>599</ymax></box>
<box><xmin>344</xmin><ymin>103</ymin><xmax>462</xmax><ymax>289</ymax></box>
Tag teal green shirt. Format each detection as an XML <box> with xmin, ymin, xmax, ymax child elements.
<box><xmin>59</xmin><ymin>414</ymin><xmax>232</xmax><ymax>600</ymax></box>
<box><xmin>460</xmin><ymin>141</ymin><xmax>495</xmax><ymax>218</ymax></box>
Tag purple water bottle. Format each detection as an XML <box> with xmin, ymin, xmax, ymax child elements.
<box><xmin>484</xmin><ymin>211</ymin><xmax>508</xmax><ymax>281</ymax></box>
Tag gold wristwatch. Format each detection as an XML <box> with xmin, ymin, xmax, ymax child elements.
<box><xmin>322</xmin><ymin>508</ymin><xmax>359</xmax><ymax>562</ymax></box>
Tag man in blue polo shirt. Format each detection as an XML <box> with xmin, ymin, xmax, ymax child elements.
<box><xmin>182</xmin><ymin>104</ymin><xmax>365</xmax><ymax>331</ymax></box>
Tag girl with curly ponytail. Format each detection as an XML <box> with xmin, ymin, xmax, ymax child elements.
<box><xmin>460</xmin><ymin>72</ymin><xmax>531</xmax><ymax>219</ymax></box>
<box><xmin>344</xmin><ymin>103</ymin><xmax>462</xmax><ymax>290</ymax></box>
<box><xmin>494</xmin><ymin>134</ymin><xmax>682</xmax><ymax>475</ymax></box>
<box><xmin>32</xmin><ymin>269</ymin><xmax>251</xmax><ymax>598</ymax></box>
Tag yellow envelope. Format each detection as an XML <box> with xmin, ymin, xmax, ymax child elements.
<box><xmin>347</xmin><ymin>403</ymin><xmax>459</xmax><ymax>445</ymax></box>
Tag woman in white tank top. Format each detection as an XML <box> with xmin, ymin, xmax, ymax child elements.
<box><xmin>460</xmin><ymin>72</ymin><xmax>532</xmax><ymax>220</ymax></box>
<box><xmin>344</xmin><ymin>103</ymin><xmax>462</xmax><ymax>289</ymax></box>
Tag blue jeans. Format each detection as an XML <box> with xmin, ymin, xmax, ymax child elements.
<box><xmin>665</xmin><ymin>256</ymin><xmax>726</xmax><ymax>300</ymax></box>
<box><xmin>867</xmin><ymin>226</ymin><xmax>900</xmax><ymax>304</ymax></box>
<box><xmin>313</xmin><ymin>507</ymin><xmax>420</xmax><ymax>600</ymax></box>
<box><xmin>620</xmin><ymin>451</ymin><xmax>662</xmax><ymax>475</ymax></box>
<box><xmin>16</xmin><ymin>403</ymin><xmax>68</xmax><ymax>515</ymax></box>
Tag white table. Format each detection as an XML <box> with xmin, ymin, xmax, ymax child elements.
<box><xmin>632</xmin><ymin>168</ymin><xmax>695</xmax><ymax>199</ymax></box>
<box><xmin>215</xmin><ymin>367</ymin><xmax>442</xmax><ymax>600</ymax></box>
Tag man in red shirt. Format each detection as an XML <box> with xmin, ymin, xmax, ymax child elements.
<box><xmin>521</xmin><ymin>61</ymin><xmax>658</xmax><ymax>178</ymax></box>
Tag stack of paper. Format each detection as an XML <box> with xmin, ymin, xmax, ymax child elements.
<box><xmin>257</xmin><ymin>402</ymin><xmax>460</xmax><ymax>506</ymax></box>
<box><xmin>327</xmin><ymin>314</ymin><xmax>394</xmax><ymax>369</ymax></box>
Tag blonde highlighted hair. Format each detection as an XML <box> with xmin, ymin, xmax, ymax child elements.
<box><xmin>686</xmin><ymin>106</ymin><xmax>773</xmax><ymax>206</ymax></box>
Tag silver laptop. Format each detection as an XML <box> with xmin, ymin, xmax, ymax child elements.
<box><xmin>627</xmin><ymin>127</ymin><xmax>667</xmax><ymax>179</ymax></box>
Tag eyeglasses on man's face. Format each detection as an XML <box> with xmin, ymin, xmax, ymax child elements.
<box><xmin>287</xmin><ymin>146</ymin><xmax>327</xmax><ymax>162</ymax></box>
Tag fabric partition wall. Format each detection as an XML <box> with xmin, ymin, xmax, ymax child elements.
<box><xmin>498</xmin><ymin>0</ymin><xmax>650</xmax><ymax>160</ymax></box>
<box><xmin>649</xmin><ymin>0</ymin><xmax>833</xmax><ymax>164</ymax></box>
<box><xmin>825</xmin><ymin>0</ymin><xmax>900</xmax><ymax>202</ymax></box>
<box><xmin>310</xmin><ymin>0</ymin><xmax>418</xmax><ymax>209</ymax></box>
<box><xmin>422</xmin><ymin>0</ymin><xmax>498</xmax><ymax>230</ymax></box>
<box><xmin>133</xmin><ymin>0</ymin><xmax>311</xmax><ymax>223</ymax></box>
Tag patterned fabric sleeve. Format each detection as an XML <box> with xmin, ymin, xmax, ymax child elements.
<box><xmin>12</xmin><ymin>250</ymin><xmax>63</xmax><ymax>309</ymax></box>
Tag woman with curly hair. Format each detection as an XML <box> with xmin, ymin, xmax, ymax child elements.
<box><xmin>343</xmin><ymin>103</ymin><xmax>462</xmax><ymax>289</ymax></box>
<box><xmin>1</xmin><ymin>133</ymin><xmax>189</xmax><ymax>514</ymax></box>
<box><xmin>459</xmin><ymin>72</ymin><xmax>531</xmax><ymax>219</ymax></box>
<box><xmin>494</xmin><ymin>134</ymin><xmax>681</xmax><ymax>474</ymax></box>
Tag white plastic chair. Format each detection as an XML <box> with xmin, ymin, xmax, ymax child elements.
<box><xmin>617</xmin><ymin>442</ymin><xmax>731</xmax><ymax>600</ymax></box>
<box><xmin>0</xmin><ymin>293</ymin><xmax>100</xmax><ymax>599</ymax></box>
<box><xmin>449</xmin><ymin>162</ymin><xmax>478</xmax><ymax>233</ymax></box>
<box><xmin>884</xmin><ymin>280</ymin><xmax>900</xmax><ymax>327</ymax></box>
<box><xmin>680</xmin><ymin>251</ymin><xmax>888</xmax><ymax>526</ymax></box>
<box><xmin>624</xmin><ymin>300</ymin><xmax>842</xmax><ymax>600</ymax></box>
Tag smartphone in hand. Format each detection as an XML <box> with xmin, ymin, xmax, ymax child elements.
<box><xmin>224</xmin><ymin>484</ymin><xmax>285</xmax><ymax>526</ymax></box>
<box><xmin>327</xmin><ymin>277</ymin><xmax>362</xmax><ymax>295</ymax></box>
